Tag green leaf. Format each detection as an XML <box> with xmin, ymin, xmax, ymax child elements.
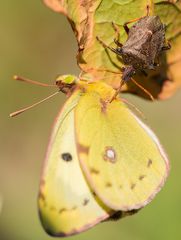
<box><xmin>43</xmin><ymin>0</ymin><xmax>181</xmax><ymax>100</ymax></box>
<box><xmin>78</xmin><ymin>0</ymin><xmax>153</xmax><ymax>89</ymax></box>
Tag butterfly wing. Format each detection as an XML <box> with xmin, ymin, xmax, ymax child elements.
<box><xmin>75</xmin><ymin>87</ymin><xmax>169</xmax><ymax>211</ymax></box>
<box><xmin>38</xmin><ymin>90</ymin><xmax>111</xmax><ymax>237</ymax></box>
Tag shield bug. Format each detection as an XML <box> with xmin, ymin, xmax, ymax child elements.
<box><xmin>97</xmin><ymin>13</ymin><xmax>171</xmax><ymax>97</ymax></box>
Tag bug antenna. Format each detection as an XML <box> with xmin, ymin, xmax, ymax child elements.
<box><xmin>13</xmin><ymin>75</ymin><xmax>56</xmax><ymax>87</ymax></box>
<box><xmin>10</xmin><ymin>91</ymin><xmax>60</xmax><ymax>117</ymax></box>
<box><xmin>83</xmin><ymin>68</ymin><xmax>154</xmax><ymax>101</ymax></box>
<box><xmin>130</xmin><ymin>78</ymin><xmax>154</xmax><ymax>101</ymax></box>
<box><xmin>121</xmin><ymin>98</ymin><xmax>146</xmax><ymax>120</ymax></box>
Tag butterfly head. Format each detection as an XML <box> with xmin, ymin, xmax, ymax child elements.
<box><xmin>55</xmin><ymin>75</ymin><xmax>78</xmax><ymax>94</ymax></box>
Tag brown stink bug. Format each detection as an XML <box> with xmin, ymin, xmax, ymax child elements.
<box><xmin>97</xmin><ymin>9</ymin><xmax>171</xmax><ymax>98</ymax></box>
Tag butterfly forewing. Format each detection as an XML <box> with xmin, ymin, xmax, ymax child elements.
<box><xmin>75</xmin><ymin>89</ymin><xmax>169</xmax><ymax>211</ymax></box>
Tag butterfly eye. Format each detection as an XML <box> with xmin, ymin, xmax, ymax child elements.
<box><xmin>61</xmin><ymin>153</ymin><xmax>72</xmax><ymax>162</ymax></box>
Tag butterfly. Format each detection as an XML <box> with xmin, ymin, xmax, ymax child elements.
<box><xmin>37</xmin><ymin>75</ymin><xmax>169</xmax><ymax>236</ymax></box>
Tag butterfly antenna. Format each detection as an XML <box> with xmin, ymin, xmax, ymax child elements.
<box><xmin>130</xmin><ymin>78</ymin><xmax>154</xmax><ymax>101</ymax></box>
<box><xmin>13</xmin><ymin>75</ymin><xmax>56</xmax><ymax>87</ymax></box>
<box><xmin>10</xmin><ymin>91</ymin><xmax>60</xmax><ymax>117</ymax></box>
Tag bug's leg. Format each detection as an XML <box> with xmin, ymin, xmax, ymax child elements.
<box><xmin>110</xmin><ymin>66</ymin><xmax>134</xmax><ymax>101</ymax></box>
<box><xmin>154</xmin><ymin>62</ymin><xmax>159</xmax><ymax>67</ymax></box>
<box><xmin>110</xmin><ymin>65</ymin><xmax>154</xmax><ymax>102</ymax></box>
<box><xmin>112</xmin><ymin>22</ymin><xmax>123</xmax><ymax>48</ymax></box>
<box><xmin>114</xmin><ymin>39</ymin><xmax>123</xmax><ymax>48</ymax></box>
<box><xmin>152</xmin><ymin>55</ymin><xmax>160</xmax><ymax>67</ymax></box>
<box><xmin>141</xmin><ymin>70</ymin><xmax>148</xmax><ymax>77</ymax></box>
<box><xmin>123</xmin><ymin>17</ymin><xmax>142</xmax><ymax>34</ymax></box>
<box><xmin>146</xmin><ymin>4</ymin><xmax>150</xmax><ymax>17</ymax></box>
<box><xmin>123</xmin><ymin>22</ymin><xmax>130</xmax><ymax>35</ymax></box>
<box><xmin>148</xmin><ymin>64</ymin><xmax>156</xmax><ymax>70</ymax></box>
<box><xmin>162</xmin><ymin>42</ymin><xmax>171</xmax><ymax>51</ymax></box>
<box><xmin>110</xmin><ymin>79</ymin><xmax>125</xmax><ymax>102</ymax></box>
<box><xmin>96</xmin><ymin>36</ymin><xmax>122</xmax><ymax>55</ymax></box>
<box><xmin>123</xmin><ymin>4</ymin><xmax>150</xmax><ymax>34</ymax></box>
<box><xmin>131</xmin><ymin>78</ymin><xmax>154</xmax><ymax>100</ymax></box>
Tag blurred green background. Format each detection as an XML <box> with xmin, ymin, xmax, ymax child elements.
<box><xmin>1</xmin><ymin>1</ymin><xmax>181</xmax><ymax>240</ymax></box>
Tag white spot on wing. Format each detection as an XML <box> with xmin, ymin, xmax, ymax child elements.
<box><xmin>103</xmin><ymin>147</ymin><xmax>117</xmax><ymax>163</ymax></box>
<box><xmin>107</xmin><ymin>149</ymin><xmax>115</xmax><ymax>159</ymax></box>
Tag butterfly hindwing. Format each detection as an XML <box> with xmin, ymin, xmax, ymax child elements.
<box><xmin>38</xmin><ymin>90</ymin><xmax>111</xmax><ymax>237</ymax></box>
<box><xmin>75</xmin><ymin>83</ymin><xmax>169</xmax><ymax>211</ymax></box>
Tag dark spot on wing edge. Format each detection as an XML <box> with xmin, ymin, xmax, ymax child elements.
<box><xmin>83</xmin><ymin>198</ymin><xmax>90</xmax><ymax>206</ymax></box>
<box><xmin>77</xmin><ymin>143</ymin><xmax>90</xmax><ymax>154</ymax></box>
<box><xmin>147</xmin><ymin>159</ymin><xmax>153</xmax><ymax>168</ymax></box>
<box><xmin>71</xmin><ymin>206</ymin><xmax>77</xmax><ymax>211</ymax></box>
<box><xmin>90</xmin><ymin>167</ymin><xmax>100</xmax><ymax>174</ymax></box>
<box><xmin>50</xmin><ymin>206</ymin><xmax>56</xmax><ymax>211</ymax></box>
<box><xmin>59</xmin><ymin>208</ymin><xmax>67</xmax><ymax>214</ymax></box>
<box><xmin>39</xmin><ymin>191</ymin><xmax>46</xmax><ymax>201</ymax></box>
<box><xmin>139</xmin><ymin>175</ymin><xmax>146</xmax><ymax>181</ymax></box>
<box><xmin>131</xmin><ymin>183</ymin><xmax>136</xmax><ymax>190</ymax></box>
<box><xmin>92</xmin><ymin>192</ymin><xmax>96</xmax><ymax>196</ymax></box>
<box><xmin>105</xmin><ymin>182</ymin><xmax>112</xmax><ymax>188</ymax></box>
<box><xmin>40</xmin><ymin>179</ymin><xmax>45</xmax><ymax>187</ymax></box>
<box><xmin>108</xmin><ymin>211</ymin><xmax>123</xmax><ymax>221</ymax></box>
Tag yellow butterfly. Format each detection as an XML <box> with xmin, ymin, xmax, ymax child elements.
<box><xmin>11</xmin><ymin>75</ymin><xmax>169</xmax><ymax>236</ymax></box>
<box><xmin>37</xmin><ymin>75</ymin><xmax>169</xmax><ymax>236</ymax></box>
<box><xmin>38</xmin><ymin>79</ymin><xmax>112</xmax><ymax>236</ymax></box>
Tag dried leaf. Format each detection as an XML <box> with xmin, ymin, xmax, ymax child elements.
<box><xmin>154</xmin><ymin>0</ymin><xmax>181</xmax><ymax>99</ymax></box>
<box><xmin>43</xmin><ymin>0</ymin><xmax>181</xmax><ymax>99</ymax></box>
